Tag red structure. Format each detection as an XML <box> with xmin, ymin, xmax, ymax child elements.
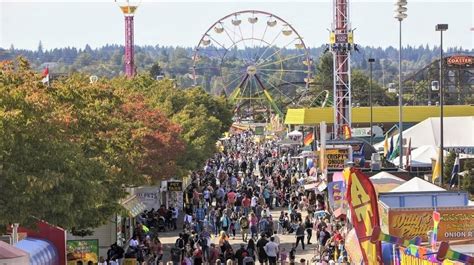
<box><xmin>18</xmin><ymin>221</ymin><xmax>67</xmax><ymax>265</ymax></box>
<box><xmin>329</xmin><ymin>0</ymin><xmax>356</xmax><ymax>139</ymax></box>
<box><xmin>118</xmin><ymin>3</ymin><xmax>138</xmax><ymax>78</ymax></box>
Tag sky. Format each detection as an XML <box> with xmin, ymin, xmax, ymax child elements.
<box><xmin>0</xmin><ymin>0</ymin><xmax>473</xmax><ymax>50</ymax></box>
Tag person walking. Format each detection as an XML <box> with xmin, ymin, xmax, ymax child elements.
<box><xmin>239</xmin><ymin>213</ymin><xmax>250</xmax><ymax>242</ymax></box>
<box><xmin>264</xmin><ymin>236</ymin><xmax>279</xmax><ymax>265</ymax></box>
<box><xmin>304</xmin><ymin>216</ymin><xmax>313</xmax><ymax>245</ymax></box>
<box><xmin>295</xmin><ymin>222</ymin><xmax>305</xmax><ymax>250</ymax></box>
<box><xmin>249</xmin><ymin>212</ymin><xmax>258</xmax><ymax>240</ymax></box>
<box><xmin>256</xmin><ymin>233</ymin><xmax>269</xmax><ymax>265</ymax></box>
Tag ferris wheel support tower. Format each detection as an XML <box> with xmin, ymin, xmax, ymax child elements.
<box><xmin>117</xmin><ymin>1</ymin><xmax>139</xmax><ymax>78</ymax></box>
<box><xmin>329</xmin><ymin>0</ymin><xmax>356</xmax><ymax>139</ymax></box>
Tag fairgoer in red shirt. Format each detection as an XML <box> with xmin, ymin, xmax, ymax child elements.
<box><xmin>227</xmin><ymin>190</ymin><xmax>236</xmax><ymax>207</ymax></box>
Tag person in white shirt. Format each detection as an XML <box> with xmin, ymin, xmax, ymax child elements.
<box><xmin>264</xmin><ymin>236</ymin><xmax>279</xmax><ymax>265</ymax></box>
<box><xmin>272</xmin><ymin>231</ymin><xmax>280</xmax><ymax>245</ymax></box>
<box><xmin>129</xmin><ymin>235</ymin><xmax>139</xmax><ymax>251</ymax></box>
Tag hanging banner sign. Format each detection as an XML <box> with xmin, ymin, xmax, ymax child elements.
<box><xmin>327</xmin><ymin>181</ymin><xmax>346</xmax><ymax>211</ymax></box>
<box><xmin>344</xmin><ymin>167</ymin><xmax>382</xmax><ymax>264</ymax></box>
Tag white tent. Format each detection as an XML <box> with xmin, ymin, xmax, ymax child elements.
<box><xmin>391</xmin><ymin>145</ymin><xmax>448</xmax><ymax>167</ymax></box>
<box><xmin>287</xmin><ymin>130</ymin><xmax>303</xmax><ymax>137</ymax></box>
<box><xmin>370</xmin><ymin>171</ymin><xmax>406</xmax><ymax>184</ymax></box>
<box><xmin>370</xmin><ymin>171</ymin><xmax>406</xmax><ymax>193</ymax></box>
<box><xmin>390</xmin><ymin>177</ymin><xmax>445</xmax><ymax>192</ymax></box>
<box><xmin>375</xmin><ymin>116</ymin><xmax>474</xmax><ymax>150</ymax></box>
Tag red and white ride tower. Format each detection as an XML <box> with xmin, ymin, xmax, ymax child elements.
<box><xmin>329</xmin><ymin>0</ymin><xmax>356</xmax><ymax>139</ymax></box>
<box><xmin>117</xmin><ymin>1</ymin><xmax>138</xmax><ymax>78</ymax></box>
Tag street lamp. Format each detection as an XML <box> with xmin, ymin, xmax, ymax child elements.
<box><xmin>394</xmin><ymin>0</ymin><xmax>407</xmax><ymax>169</ymax></box>
<box><xmin>436</xmin><ymin>23</ymin><xmax>448</xmax><ymax>186</ymax></box>
<box><xmin>368</xmin><ymin>58</ymin><xmax>375</xmax><ymax>146</ymax></box>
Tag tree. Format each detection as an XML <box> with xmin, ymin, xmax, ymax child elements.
<box><xmin>0</xmin><ymin>58</ymin><xmax>186</xmax><ymax>231</ymax></box>
<box><xmin>461</xmin><ymin>159</ymin><xmax>474</xmax><ymax>197</ymax></box>
<box><xmin>0</xmin><ymin>58</ymin><xmax>123</xmax><ymax>229</ymax></box>
<box><xmin>149</xmin><ymin>62</ymin><xmax>163</xmax><ymax>79</ymax></box>
<box><xmin>443</xmin><ymin>151</ymin><xmax>456</xmax><ymax>187</ymax></box>
<box><xmin>314</xmin><ymin>52</ymin><xmax>333</xmax><ymax>91</ymax></box>
<box><xmin>116</xmin><ymin>75</ymin><xmax>233</xmax><ymax>172</ymax></box>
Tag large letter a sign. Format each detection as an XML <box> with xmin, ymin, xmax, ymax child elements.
<box><xmin>344</xmin><ymin>167</ymin><xmax>382</xmax><ymax>264</ymax></box>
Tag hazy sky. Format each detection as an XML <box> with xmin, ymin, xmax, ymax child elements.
<box><xmin>1</xmin><ymin>0</ymin><xmax>472</xmax><ymax>50</ymax></box>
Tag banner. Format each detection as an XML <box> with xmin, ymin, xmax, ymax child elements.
<box><xmin>344</xmin><ymin>167</ymin><xmax>382</xmax><ymax>264</ymax></box>
<box><xmin>327</xmin><ymin>181</ymin><xmax>345</xmax><ymax>211</ymax></box>
<box><xmin>67</xmin><ymin>239</ymin><xmax>99</xmax><ymax>265</ymax></box>
<box><xmin>386</xmin><ymin>207</ymin><xmax>474</xmax><ymax>242</ymax></box>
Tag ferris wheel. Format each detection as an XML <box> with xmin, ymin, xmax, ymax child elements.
<box><xmin>192</xmin><ymin>10</ymin><xmax>312</xmax><ymax>119</ymax></box>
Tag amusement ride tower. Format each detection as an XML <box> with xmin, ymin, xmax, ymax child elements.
<box><xmin>329</xmin><ymin>0</ymin><xmax>356</xmax><ymax>139</ymax></box>
<box><xmin>117</xmin><ymin>0</ymin><xmax>139</xmax><ymax>78</ymax></box>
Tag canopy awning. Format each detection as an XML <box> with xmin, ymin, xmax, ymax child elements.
<box><xmin>121</xmin><ymin>195</ymin><xmax>147</xmax><ymax>217</ymax></box>
<box><xmin>287</xmin><ymin>130</ymin><xmax>303</xmax><ymax>137</ymax></box>
<box><xmin>15</xmin><ymin>238</ymin><xmax>57</xmax><ymax>265</ymax></box>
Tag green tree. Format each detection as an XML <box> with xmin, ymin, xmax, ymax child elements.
<box><xmin>461</xmin><ymin>159</ymin><xmax>474</xmax><ymax>197</ymax></box>
<box><xmin>149</xmin><ymin>62</ymin><xmax>163</xmax><ymax>79</ymax></box>
<box><xmin>0</xmin><ymin>58</ymin><xmax>186</xmax><ymax>231</ymax></box>
<box><xmin>443</xmin><ymin>151</ymin><xmax>456</xmax><ymax>187</ymax></box>
<box><xmin>117</xmin><ymin>75</ymin><xmax>233</xmax><ymax>172</ymax></box>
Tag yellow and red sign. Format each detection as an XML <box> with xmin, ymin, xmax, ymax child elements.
<box><xmin>344</xmin><ymin>167</ymin><xmax>382</xmax><ymax>264</ymax></box>
<box><xmin>325</xmin><ymin>148</ymin><xmax>350</xmax><ymax>169</ymax></box>
<box><xmin>385</xmin><ymin>207</ymin><xmax>474</xmax><ymax>242</ymax></box>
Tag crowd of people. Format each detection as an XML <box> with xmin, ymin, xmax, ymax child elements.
<box><xmin>106</xmin><ymin>129</ymin><xmax>350</xmax><ymax>265</ymax></box>
<box><xmin>169</xmin><ymin>130</ymin><xmax>350</xmax><ymax>265</ymax></box>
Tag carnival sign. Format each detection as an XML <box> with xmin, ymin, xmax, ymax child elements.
<box><xmin>446</xmin><ymin>55</ymin><xmax>473</xmax><ymax>67</ymax></box>
<box><xmin>327</xmin><ymin>181</ymin><xmax>345</xmax><ymax>211</ymax></box>
<box><xmin>386</xmin><ymin>207</ymin><xmax>474</xmax><ymax>242</ymax></box>
<box><xmin>344</xmin><ymin>167</ymin><xmax>382</xmax><ymax>264</ymax></box>
<box><xmin>167</xmin><ymin>181</ymin><xmax>183</xmax><ymax>191</ymax></box>
<box><xmin>326</xmin><ymin>148</ymin><xmax>351</xmax><ymax>169</ymax></box>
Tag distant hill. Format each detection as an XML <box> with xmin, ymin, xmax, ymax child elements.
<box><xmin>1</xmin><ymin>43</ymin><xmax>472</xmax><ymax>87</ymax></box>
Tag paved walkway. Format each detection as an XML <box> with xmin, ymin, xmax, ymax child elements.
<box><xmin>156</xmin><ymin>208</ymin><xmax>318</xmax><ymax>263</ymax></box>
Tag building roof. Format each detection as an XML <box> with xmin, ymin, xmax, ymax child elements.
<box><xmin>284</xmin><ymin>106</ymin><xmax>474</xmax><ymax>125</ymax></box>
<box><xmin>389</xmin><ymin>177</ymin><xmax>445</xmax><ymax>193</ymax></box>
<box><xmin>0</xmin><ymin>241</ymin><xmax>28</xmax><ymax>259</ymax></box>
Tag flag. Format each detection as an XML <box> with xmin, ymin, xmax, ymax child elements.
<box><xmin>431</xmin><ymin>211</ymin><xmax>440</xmax><ymax>251</ymax></box>
<box><xmin>388</xmin><ymin>135</ymin><xmax>400</xmax><ymax>161</ymax></box>
<box><xmin>303</xmin><ymin>132</ymin><xmax>314</xmax><ymax>146</ymax></box>
<box><xmin>449</xmin><ymin>155</ymin><xmax>460</xmax><ymax>188</ymax></box>
<box><xmin>41</xmin><ymin>67</ymin><xmax>49</xmax><ymax>84</ymax></box>
<box><xmin>387</xmin><ymin>136</ymin><xmax>394</xmax><ymax>159</ymax></box>
<box><xmin>383</xmin><ymin>134</ymin><xmax>389</xmax><ymax>157</ymax></box>
<box><xmin>405</xmin><ymin>137</ymin><xmax>411</xmax><ymax>168</ymax></box>
<box><xmin>432</xmin><ymin>148</ymin><xmax>442</xmax><ymax>183</ymax></box>
<box><xmin>343</xmin><ymin>125</ymin><xmax>351</xmax><ymax>140</ymax></box>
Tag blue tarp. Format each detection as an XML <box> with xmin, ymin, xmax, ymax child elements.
<box><xmin>15</xmin><ymin>237</ymin><xmax>58</xmax><ymax>265</ymax></box>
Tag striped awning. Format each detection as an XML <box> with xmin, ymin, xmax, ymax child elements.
<box><xmin>121</xmin><ymin>195</ymin><xmax>147</xmax><ymax>217</ymax></box>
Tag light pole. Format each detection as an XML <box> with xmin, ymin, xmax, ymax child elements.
<box><xmin>394</xmin><ymin>0</ymin><xmax>407</xmax><ymax>169</ymax></box>
<box><xmin>368</xmin><ymin>58</ymin><xmax>375</xmax><ymax>146</ymax></box>
<box><xmin>436</xmin><ymin>23</ymin><xmax>448</xmax><ymax>186</ymax></box>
